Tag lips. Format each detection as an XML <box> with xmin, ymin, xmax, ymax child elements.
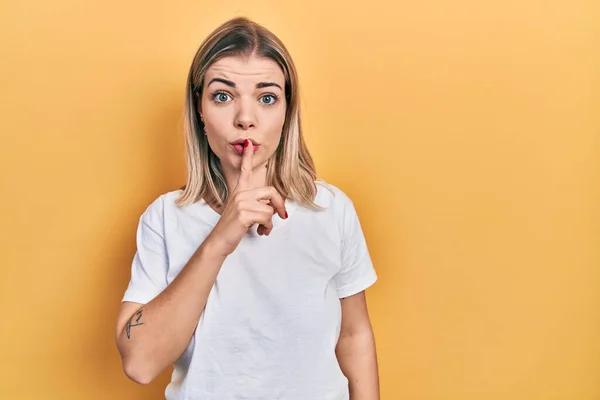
<box><xmin>231</xmin><ymin>139</ymin><xmax>259</xmax><ymax>154</ymax></box>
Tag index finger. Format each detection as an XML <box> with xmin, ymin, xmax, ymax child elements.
<box><xmin>237</xmin><ymin>139</ymin><xmax>254</xmax><ymax>190</ymax></box>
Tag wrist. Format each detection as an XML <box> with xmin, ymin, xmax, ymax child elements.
<box><xmin>198</xmin><ymin>235</ymin><xmax>230</xmax><ymax>262</ymax></box>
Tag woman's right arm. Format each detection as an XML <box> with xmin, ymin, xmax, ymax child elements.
<box><xmin>115</xmin><ymin>238</ymin><xmax>226</xmax><ymax>385</ymax></box>
<box><xmin>115</xmin><ymin>140</ymin><xmax>287</xmax><ymax>384</ymax></box>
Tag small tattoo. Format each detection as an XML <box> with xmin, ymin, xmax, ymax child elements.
<box><xmin>125</xmin><ymin>310</ymin><xmax>144</xmax><ymax>339</ymax></box>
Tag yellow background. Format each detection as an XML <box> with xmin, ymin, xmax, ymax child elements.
<box><xmin>1</xmin><ymin>0</ymin><xmax>598</xmax><ymax>399</ymax></box>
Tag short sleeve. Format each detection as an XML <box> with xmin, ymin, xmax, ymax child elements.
<box><xmin>121</xmin><ymin>196</ymin><xmax>169</xmax><ymax>304</ymax></box>
<box><xmin>333</xmin><ymin>194</ymin><xmax>378</xmax><ymax>299</ymax></box>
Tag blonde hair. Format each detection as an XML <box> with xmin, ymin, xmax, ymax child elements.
<box><xmin>176</xmin><ymin>17</ymin><xmax>321</xmax><ymax>210</ymax></box>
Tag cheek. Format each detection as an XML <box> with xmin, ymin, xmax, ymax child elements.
<box><xmin>202</xmin><ymin>110</ymin><xmax>228</xmax><ymax>138</ymax></box>
<box><xmin>201</xmin><ymin>116</ymin><xmax>228</xmax><ymax>156</ymax></box>
<box><xmin>265</xmin><ymin>109</ymin><xmax>286</xmax><ymax>141</ymax></box>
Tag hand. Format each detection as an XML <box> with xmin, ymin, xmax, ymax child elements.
<box><xmin>204</xmin><ymin>139</ymin><xmax>287</xmax><ymax>257</ymax></box>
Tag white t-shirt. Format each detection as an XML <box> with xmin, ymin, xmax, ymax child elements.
<box><xmin>122</xmin><ymin>181</ymin><xmax>377</xmax><ymax>400</ymax></box>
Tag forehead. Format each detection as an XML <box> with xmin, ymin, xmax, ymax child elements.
<box><xmin>204</xmin><ymin>56</ymin><xmax>285</xmax><ymax>87</ymax></box>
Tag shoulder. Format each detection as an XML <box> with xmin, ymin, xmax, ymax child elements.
<box><xmin>312</xmin><ymin>181</ymin><xmax>370</xmax><ymax>251</ymax></box>
<box><xmin>138</xmin><ymin>189</ymin><xmax>184</xmax><ymax>225</ymax></box>
<box><xmin>311</xmin><ymin>181</ymin><xmax>359</xmax><ymax>225</ymax></box>
<box><xmin>313</xmin><ymin>180</ymin><xmax>355</xmax><ymax>208</ymax></box>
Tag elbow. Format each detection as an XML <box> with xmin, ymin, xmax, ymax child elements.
<box><xmin>122</xmin><ymin>356</ymin><xmax>157</xmax><ymax>385</ymax></box>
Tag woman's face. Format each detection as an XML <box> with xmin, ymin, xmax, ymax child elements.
<box><xmin>198</xmin><ymin>55</ymin><xmax>287</xmax><ymax>176</ymax></box>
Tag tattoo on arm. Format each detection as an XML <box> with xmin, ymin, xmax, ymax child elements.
<box><xmin>125</xmin><ymin>309</ymin><xmax>144</xmax><ymax>339</ymax></box>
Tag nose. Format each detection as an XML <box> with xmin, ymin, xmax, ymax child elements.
<box><xmin>234</xmin><ymin>98</ymin><xmax>256</xmax><ymax>130</ymax></box>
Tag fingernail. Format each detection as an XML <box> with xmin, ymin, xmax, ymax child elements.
<box><xmin>244</xmin><ymin>139</ymin><xmax>250</xmax><ymax>148</ymax></box>
<box><xmin>285</xmin><ymin>211</ymin><xmax>288</xmax><ymax>219</ymax></box>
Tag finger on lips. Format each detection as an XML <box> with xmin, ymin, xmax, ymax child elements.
<box><xmin>238</xmin><ymin>138</ymin><xmax>288</xmax><ymax>236</ymax></box>
<box><xmin>238</xmin><ymin>139</ymin><xmax>253</xmax><ymax>189</ymax></box>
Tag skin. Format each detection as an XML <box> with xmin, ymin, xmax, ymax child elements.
<box><xmin>197</xmin><ymin>55</ymin><xmax>286</xmax><ymax>193</ymax></box>
<box><xmin>115</xmin><ymin>55</ymin><xmax>379</xmax><ymax>398</ymax></box>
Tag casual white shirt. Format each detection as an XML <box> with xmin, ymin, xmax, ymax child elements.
<box><xmin>122</xmin><ymin>181</ymin><xmax>378</xmax><ymax>399</ymax></box>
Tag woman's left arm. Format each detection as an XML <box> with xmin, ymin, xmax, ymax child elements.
<box><xmin>336</xmin><ymin>290</ymin><xmax>380</xmax><ymax>400</ymax></box>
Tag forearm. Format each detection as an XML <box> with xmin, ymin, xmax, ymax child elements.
<box><xmin>116</xmin><ymin>240</ymin><xmax>226</xmax><ymax>383</ymax></box>
<box><xmin>336</xmin><ymin>329</ymin><xmax>380</xmax><ymax>400</ymax></box>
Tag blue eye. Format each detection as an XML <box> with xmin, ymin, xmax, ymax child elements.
<box><xmin>260</xmin><ymin>94</ymin><xmax>278</xmax><ymax>105</ymax></box>
<box><xmin>212</xmin><ymin>92</ymin><xmax>232</xmax><ymax>103</ymax></box>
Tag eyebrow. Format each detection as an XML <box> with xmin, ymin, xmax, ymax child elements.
<box><xmin>256</xmin><ymin>82</ymin><xmax>282</xmax><ymax>90</ymax></box>
<box><xmin>207</xmin><ymin>78</ymin><xmax>282</xmax><ymax>90</ymax></box>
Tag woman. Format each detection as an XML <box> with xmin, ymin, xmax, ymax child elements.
<box><xmin>115</xmin><ymin>17</ymin><xmax>380</xmax><ymax>400</ymax></box>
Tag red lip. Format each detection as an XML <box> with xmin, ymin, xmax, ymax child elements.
<box><xmin>231</xmin><ymin>138</ymin><xmax>259</xmax><ymax>146</ymax></box>
<box><xmin>231</xmin><ymin>138</ymin><xmax>259</xmax><ymax>154</ymax></box>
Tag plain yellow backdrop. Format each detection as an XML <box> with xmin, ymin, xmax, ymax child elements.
<box><xmin>1</xmin><ymin>0</ymin><xmax>599</xmax><ymax>399</ymax></box>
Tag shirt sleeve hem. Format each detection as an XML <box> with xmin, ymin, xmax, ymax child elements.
<box><xmin>336</xmin><ymin>270</ymin><xmax>378</xmax><ymax>299</ymax></box>
<box><xmin>121</xmin><ymin>291</ymin><xmax>157</xmax><ymax>305</ymax></box>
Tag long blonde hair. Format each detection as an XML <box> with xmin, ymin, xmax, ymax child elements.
<box><xmin>176</xmin><ymin>17</ymin><xmax>321</xmax><ymax>209</ymax></box>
